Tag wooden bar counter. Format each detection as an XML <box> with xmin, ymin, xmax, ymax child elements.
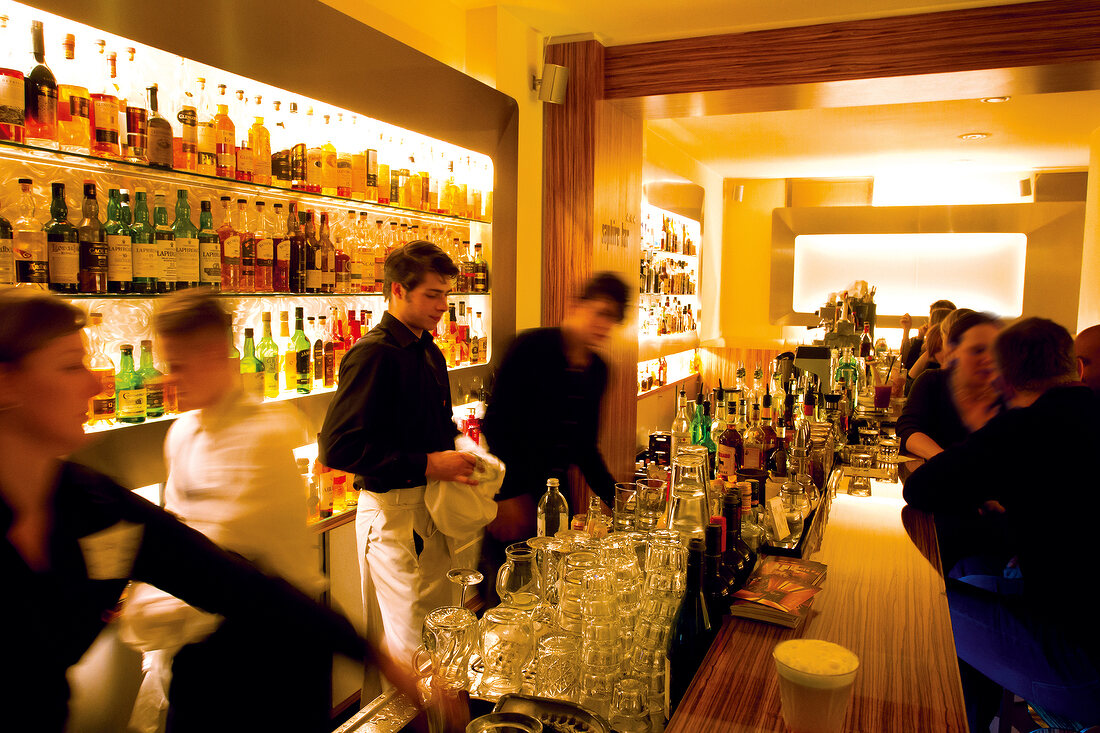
<box><xmin>666</xmin><ymin>480</ymin><xmax>968</xmax><ymax>732</ymax></box>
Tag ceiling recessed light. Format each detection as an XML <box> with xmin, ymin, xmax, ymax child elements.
<box><xmin>980</xmin><ymin>96</ymin><xmax>1011</xmax><ymax>104</ymax></box>
<box><xmin>959</xmin><ymin>132</ymin><xmax>991</xmax><ymax>141</ymax></box>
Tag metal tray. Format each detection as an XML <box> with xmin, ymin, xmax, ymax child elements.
<box><xmin>493</xmin><ymin>694</ymin><xmax>611</xmax><ymax>733</ymax></box>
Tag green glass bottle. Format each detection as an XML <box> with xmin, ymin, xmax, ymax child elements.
<box><xmin>172</xmin><ymin>189</ymin><xmax>200</xmax><ymax>289</ymax></box>
<box><xmin>137</xmin><ymin>340</ymin><xmax>166</xmax><ymax>419</ymax></box>
<box><xmin>104</xmin><ymin>188</ymin><xmax>133</xmax><ymax>294</ymax></box>
<box><xmin>240</xmin><ymin>327</ymin><xmax>264</xmax><ymax>400</ymax></box>
<box><xmin>119</xmin><ymin>190</ymin><xmax>133</xmax><ymax>227</ymax></box>
<box><xmin>45</xmin><ymin>182</ymin><xmax>78</xmax><ymax>293</ymax></box>
<box><xmin>292</xmin><ymin>306</ymin><xmax>312</xmax><ymax>394</ymax></box>
<box><xmin>116</xmin><ymin>344</ymin><xmax>146</xmax><ymax>424</ymax></box>
<box><xmin>153</xmin><ymin>192</ymin><xmax>176</xmax><ymax>293</ymax></box>
<box><xmin>197</xmin><ymin>199</ymin><xmax>221</xmax><ymax>289</ymax></box>
<box><xmin>130</xmin><ymin>191</ymin><xmax>157</xmax><ymax>294</ymax></box>
<box><xmin>257</xmin><ymin>312</ymin><xmax>281</xmax><ymax>399</ymax></box>
<box><xmin>77</xmin><ymin>181</ymin><xmax>108</xmax><ymax>294</ymax></box>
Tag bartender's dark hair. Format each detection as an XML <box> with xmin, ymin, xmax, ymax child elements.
<box><xmin>994</xmin><ymin>318</ymin><xmax>1077</xmax><ymax>392</ymax></box>
<box><xmin>0</xmin><ymin>290</ymin><xmax>86</xmax><ymax>364</ymax></box>
<box><xmin>154</xmin><ymin>287</ymin><xmax>232</xmax><ymax>339</ymax></box>
<box><xmin>946</xmin><ymin>310</ymin><xmax>999</xmax><ymax>347</ymax></box>
<box><xmin>578</xmin><ymin>272</ymin><xmax>629</xmax><ymax>322</ymax></box>
<box><xmin>383</xmin><ymin>240</ymin><xmax>459</xmax><ymax>302</ymax></box>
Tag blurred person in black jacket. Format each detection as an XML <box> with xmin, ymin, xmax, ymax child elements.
<box><xmin>1076</xmin><ymin>323</ymin><xmax>1100</xmax><ymax>394</ymax></box>
<box><xmin>903</xmin><ymin>317</ymin><xmax>1100</xmax><ymax>730</ymax></box>
<box><xmin>0</xmin><ymin>290</ymin><xmax>411</xmax><ymax>733</ymax></box>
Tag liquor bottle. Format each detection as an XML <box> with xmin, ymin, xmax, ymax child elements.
<box><xmin>138</xmin><ymin>340</ymin><xmax>166</xmax><ymax>419</ymax></box>
<box><xmin>194</xmin><ymin>77</ymin><xmax>216</xmax><ymax>175</ymax></box>
<box><xmin>709</xmin><ymin>382</ymin><xmax>727</xmax><ymax>450</ymax></box>
<box><xmin>45</xmin><ymin>182</ymin><xmax>78</xmax><ymax>293</ymax></box>
<box><xmin>115</xmin><ymin>344</ymin><xmax>146</xmax><ymax>424</ymax></box>
<box><xmin>321</xmin><ymin>315</ymin><xmax>337</xmax><ymax>388</ymax></box>
<box><xmin>76</xmin><ymin>181</ymin><xmax>107</xmax><ymax>294</ymax></box>
<box><xmin>720</xmin><ymin>489</ymin><xmax>755</xmax><ymax>593</ymax></box>
<box><xmin>372</xmin><ymin>218</ymin><xmax>386</xmax><ymax>292</ymax></box>
<box><xmin>700</xmin><ymin>399</ymin><xmax>717</xmax><ymax>471</ymax></box>
<box><xmin>473</xmin><ymin>243</ymin><xmax>488</xmax><ymax>293</ymax></box>
<box><xmin>318</xmin><ymin>212</ymin><xmax>336</xmax><ymax>294</ymax></box>
<box><xmin>238</xmin><ymin>327</ymin><xmax>264</xmax><ymax>400</ymax></box>
<box><xmin>216</xmin><ymin>196</ymin><xmax>239</xmax><ymax>291</ymax></box>
<box><xmin>129</xmin><ymin>190</ymin><xmax>157</xmax><ymax>294</ymax></box>
<box><xmin>742</xmin><ymin>402</ymin><xmax>768</xmax><ymax>472</ymax></box>
<box><xmin>270</xmin><ymin>100</ymin><xmax>291</xmax><ymax>188</ymax></box>
<box><xmin>252</xmin><ymin>201</ymin><xmax>273</xmax><ymax>292</ymax></box>
<box><xmin>303</xmin><ymin>211</ymin><xmax>321</xmax><ymax>293</ymax></box>
<box><xmin>666</xmin><ymin>538</ymin><xmax>712</xmax><ymax>715</ymax></box>
<box><xmin>287</xmin><ymin>102</ymin><xmax>307</xmax><ymax>190</ymax></box>
<box><xmin>703</xmin><ymin>521</ymin><xmax>727</xmax><ymax>623</ymax></box>
<box><xmin>0</xmin><ymin>206</ymin><xmax>12</xmax><ymax>286</ymax></box>
<box><xmin>344</xmin><ymin>210</ymin><xmax>363</xmax><ymax>293</ymax></box>
<box><xmin>331</xmin><ymin>307</ymin><xmax>347</xmax><ymax>375</ymax></box>
<box><xmin>1</xmin><ymin>14</ymin><xmax>26</xmax><ymax>144</ymax></box>
<box><xmin>103</xmin><ymin>189</ymin><xmax>132</xmax><ymax>293</ymax></box>
<box><xmin>473</xmin><ymin>311</ymin><xmax>487</xmax><ymax>363</ymax></box>
<box><xmin>118</xmin><ymin>48</ymin><xmax>147</xmax><ymax>163</ymax></box>
<box><xmin>172</xmin><ymin>69</ymin><xmax>198</xmax><ymax>172</ymax></box>
<box><xmin>12</xmin><ymin>179</ymin><xmax>47</xmax><ymax>289</ymax></box>
<box><xmin>769</xmin><ymin>426</ymin><xmax>788</xmax><ymax>478</ymax></box>
<box><xmin>257</xmin><ymin>312</ymin><xmax>280</xmax><ymax>399</ymax></box>
<box><xmin>87</xmin><ymin>41</ymin><xmax>119</xmax><ymax>157</ymax></box>
<box><xmin>153</xmin><ymin>192</ymin><xmax>176</xmax><ymax>293</ymax></box>
<box><xmin>23</xmin><ymin>20</ymin><xmax>57</xmax><ymax>148</ymax></box>
<box><xmin>271</xmin><ymin>202</ymin><xmax>289</xmax><ymax>292</ymax></box>
<box><xmin>690</xmin><ymin>387</ymin><xmax>706</xmax><ymax>445</ymax></box>
<box><xmin>172</xmin><ymin>189</ymin><xmax>199</xmax><ymax>289</ymax></box>
<box><xmin>320</xmin><ymin>114</ymin><xmax>338</xmax><ymax>196</ymax></box>
<box><xmin>334</xmin><ymin>211</ymin><xmax>352</xmax><ymax>293</ymax></box>
<box><xmin>213</xmin><ymin>86</ymin><xmax>236</xmax><ymax>179</ymax></box>
<box><xmin>231</xmin><ymin>198</ymin><xmax>254</xmax><ymax>292</ymax></box>
<box><xmin>249</xmin><ymin>100</ymin><xmax>272</xmax><ymax>186</ymax></box>
<box><xmin>304</xmin><ymin>108</ymin><xmax>322</xmax><ymax>193</ymax></box>
<box><xmin>55</xmin><ymin>34</ymin><xmax>90</xmax><ymax>153</ymax></box>
<box><xmin>292</xmin><ymin>307</ymin><xmax>311</xmax><ymax>393</ymax></box>
<box><xmin>670</xmin><ymin>387</ymin><xmax>692</xmax><ymax>460</ymax></box>
<box><xmin>192</xmin><ymin>199</ymin><xmax>218</xmax><ymax>289</ymax></box>
<box><xmin>275</xmin><ymin>310</ymin><xmax>293</xmax><ymax>392</ymax></box>
<box><xmin>145</xmin><ymin>84</ymin><xmax>173</xmax><ymax>169</ymax></box>
<box><xmin>119</xmin><ymin>190</ymin><xmax>133</xmax><ymax>227</ymax></box>
<box><xmin>716</xmin><ymin>398</ymin><xmax>744</xmax><ymax>480</ymax></box>
<box><xmin>286</xmin><ymin>202</ymin><xmax>305</xmax><ymax>293</ymax></box>
<box><xmin>84</xmin><ymin>312</ymin><xmax>115</xmax><ymax>426</ymax></box>
<box><xmin>227</xmin><ymin>323</ymin><xmax>241</xmax><ymax>386</ymax></box>
<box><xmin>312</xmin><ymin>314</ymin><xmax>327</xmax><ymax>388</ymax></box>
<box><xmin>759</xmin><ymin>389</ymin><xmax>778</xmax><ymax>461</ymax></box>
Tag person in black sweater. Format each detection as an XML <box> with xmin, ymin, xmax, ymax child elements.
<box><xmin>903</xmin><ymin>318</ymin><xmax>1100</xmax><ymax>729</ymax></box>
<box><xmin>0</xmin><ymin>290</ymin><xmax>410</xmax><ymax>733</ymax></box>
<box><xmin>896</xmin><ymin>311</ymin><xmax>1002</xmax><ymax>459</ymax></box>
<box><xmin>481</xmin><ymin>273</ymin><xmax>627</xmax><ymax>559</ymax></box>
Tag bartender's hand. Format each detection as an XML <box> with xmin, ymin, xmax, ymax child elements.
<box><xmin>426</xmin><ymin>451</ymin><xmax>478</xmax><ymax>485</ymax></box>
<box><xmin>900</xmin><ymin>312</ymin><xmax>912</xmax><ymax>333</ymax></box>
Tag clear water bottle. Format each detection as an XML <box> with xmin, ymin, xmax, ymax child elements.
<box><xmin>537</xmin><ymin>478</ymin><xmax>569</xmax><ymax>537</ymax></box>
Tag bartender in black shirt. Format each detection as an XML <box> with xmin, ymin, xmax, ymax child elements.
<box><xmin>481</xmin><ymin>273</ymin><xmax>627</xmax><ymax>563</ymax></box>
<box><xmin>319</xmin><ymin>240</ymin><xmax>473</xmax><ymax>692</ymax></box>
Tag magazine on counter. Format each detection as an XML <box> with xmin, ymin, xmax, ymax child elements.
<box><xmin>729</xmin><ymin>555</ymin><xmax>828</xmax><ymax>628</ymax></box>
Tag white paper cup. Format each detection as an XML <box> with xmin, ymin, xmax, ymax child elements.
<box><xmin>772</xmin><ymin>639</ymin><xmax>859</xmax><ymax>733</ymax></box>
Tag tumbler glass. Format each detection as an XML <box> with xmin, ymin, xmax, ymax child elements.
<box><xmin>479</xmin><ymin>606</ymin><xmax>534</xmax><ymax>696</ymax></box>
<box><xmin>635</xmin><ymin>479</ymin><xmax>667</xmax><ymax>532</ymax></box>
<box><xmin>610</xmin><ymin>677</ymin><xmax>652</xmax><ymax>733</ymax></box>
<box><xmin>422</xmin><ymin>606</ymin><xmax>478</xmax><ymax>690</ymax></box>
<box><xmin>534</xmin><ymin>632</ymin><xmax>581</xmax><ymax>701</ymax></box>
<box><xmin>614</xmin><ymin>482</ymin><xmax>638</xmax><ymax>532</ymax></box>
<box><xmin>667</xmin><ymin>454</ymin><xmax>708</xmax><ymax>541</ymax></box>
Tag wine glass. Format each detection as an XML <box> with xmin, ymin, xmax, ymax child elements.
<box><xmin>447</xmin><ymin>567</ymin><xmax>484</xmax><ymax>608</ymax></box>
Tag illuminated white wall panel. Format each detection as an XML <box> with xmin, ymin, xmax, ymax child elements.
<box><xmin>792</xmin><ymin>233</ymin><xmax>1027</xmax><ymax>317</ymax></box>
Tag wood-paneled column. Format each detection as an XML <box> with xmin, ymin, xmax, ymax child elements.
<box><xmin>543</xmin><ymin>38</ymin><xmax>642</xmax><ymax>507</ymax></box>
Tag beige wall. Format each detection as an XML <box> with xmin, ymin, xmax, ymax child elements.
<box><xmin>1081</xmin><ymin>126</ymin><xmax>1100</xmax><ymax>333</ymax></box>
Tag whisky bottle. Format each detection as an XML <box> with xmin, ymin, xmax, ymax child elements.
<box><xmin>473</xmin><ymin>243</ymin><xmax>488</xmax><ymax>293</ymax></box>
<box><xmin>717</xmin><ymin>398</ymin><xmax>744</xmax><ymax>480</ymax></box>
<box><xmin>89</xmin><ymin>41</ymin><xmax>119</xmax><ymax>158</ymax></box>
<box><xmin>45</xmin><ymin>182</ymin><xmax>78</xmax><ymax>293</ymax></box>
<box><xmin>257</xmin><ymin>312</ymin><xmax>280</xmax><ymax>399</ymax></box>
<box><xmin>287</xmin><ymin>102</ymin><xmax>306</xmax><ymax>190</ymax></box>
<box><xmin>138</xmin><ymin>340</ymin><xmax>165</xmax><ymax>419</ymax></box>
<box><xmin>194</xmin><ymin>77</ymin><xmax>216</xmax><ymax>175</ymax></box>
<box><xmin>320</xmin><ymin>114</ymin><xmax>338</xmax><ymax>196</ymax></box>
<box><xmin>1</xmin><ymin>14</ymin><xmax>26</xmax><ymax>144</ymax></box>
<box><xmin>319</xmin><ymin>212</ymin><xmax>336</xmax><ymax>294</ymax></box>
<box><xmin>278</xmin><ymin>310</ymin><xmax>293</xmax><ymax>392</ymax></box>
<box><xmin>172</xmin><ymin>190</ymin><xmax>199</xmax><ymax>289</ymax></box>
<box><xmin>145</xmin><ymin>84</ymin><xmax>173</xmax><ymax>169</ymax></box>
<box><xmin>271</xmin><ymin>202</ymin><xmax>289</xmax><ymax>292</ymax></box>
<box><xmin>153</xmin><ymin>192</ymin><xmax>176</xmax><ymax>293</ymax></box>
<box><xmin>240</xmin><ymin>327</ymin><xmax>264</xmax><ymax>400</ymax></box>
<box><xmin>216</xmin><ymin>196</ymin><xmax>239</xmax><ymax>291</ymax></box>
<box><xmin>84</xmin><ymin>312</ymin><xmax>115</xmax><ymax>426</ymax></box>
<box><xmin>292</xmin><ymin>307</ymin><xmax>311</xmax><ymax>393</ymax></box>
<box><xmin>286</xmin><ymin>202</ymin><xmax>305</xmax><ymax>293</ymax></box>
<box><xmin>12</xmin><ymin>179</ymin><xmax>47</xmax><ymax>288</ymax></box>
<box><xmin>196</xmin><ymin>199</ymin><xmax>220</xmax><ymax>289</ymax></box>
<box><xmin>55</xmin><ymin>34</ymin><xmax>90</xmax><ymax>154</ymax></box>
<box><xmin>104</xmin><ymin>188</ymin><xmax>132</xmax><ymax>294</ymax></box>
<box><xmin>77</xmin><ymin>181</ymin><xmax>107</xmax><ymax>294</ymax></box>
<box><xmin>119</xmin><ymin>48</ymin><xmax>147</xmax><ymax>163</ymax></box>
<box><xmin>213</xmin><ymin>85</ymin><xmax>236</xmax><ymax>179</ymax></box>
<box><xmin>334</xmin><ymin>210</ymin><xmax>353</xmax><ymax>294</ymax></box>
<box><xmin>172</xmin><ymin>66</ymin><xmax>198</xmax><ymax>172</ymax></box>
<box><xmin>270</xmin><ymin>100</ymin><xmax>292</xmax><ymax>189</ymax></box>
<box><xmin>248</xmin><ymin>97</ymin><xmax>272</xmax><ymax>186</ymax></box>
<box><xmin>343</xmin><ymin>209</ymin><xmax>362</xmax><ymax>293</ymax></box>
<box><xmin>303</xmin><ymin>211</ymin><xmax>321</xmax><ymax>293</ymax></box>
<box><xmin>321</xmin><ymin>314</ymin><xmax>336</xmax><ymax>388</ymax></box>
<box><xmin>235</xmin><ymin>198</ymin><xmax>255</xmax><ymax>292</ymax></box>
<box><xmin>252</xmin><ymin>201</ymin><xmax>273</xmax><ymax>292</ymax></box>
<box><xmin>24</xmin><ymin>20</ymin><xmax>57</xmax><ymax>148</ymax></box>
<box><xmin>116</xmin><ymin>344</ymin><xmax>146</xmax><ymax>424</ymax></box>
<box><xmin>313</xmin><ymin>314</ymin><xmax>327</xmax><ymax>388</ymax></box>
<box><xmin>130</xmin><ymin>190</ymin><xmax>157</xmax><ymax>294</ymax></box>
<box><xmin>304</xmin><ymin>108</ymin><xmax>322</xmax><ymax>194</ymax></box>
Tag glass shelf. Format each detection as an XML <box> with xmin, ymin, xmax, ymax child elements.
<box><xmin>62</xmin><ymin>290</ymin><xmax>491</xmax><ymax>300</ymax></box>
<box><xmin>639</xmin><ymin>291</ymin><xmax>698</xmax><ymax>298</ymax></box>
<box><xmin>0</xmin><ymin>140</ymin><xmax>491</xmax><ymax>227</ymax></box>
<box><xmin>648</xmin><ymin>250</ymin><xmax>698</xmax><ymax>262</ymax></box>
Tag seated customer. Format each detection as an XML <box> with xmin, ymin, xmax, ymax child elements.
<box><xmin>902</xmin><ymin>318</ymin><xmax>1100</xmax><ymax>729</ymax></box>
<box><xmin>896</xmin><ymin>311</ymin><xmax>1002</xmax><ymax>459</ymax></box>
<box><xmin>902</xmin><ymin>314</ymin><xmax>946</xmax><ymax>396</ymax></box>
<box><xmin>1076</xmin><ymin>323</ymin><xmax>1100</xmax><ymax>394</ymax></box>
<box><xmin>901</xmin><ymin>298</ymin><xmax>956</xmax><ymax>372</ymax></box>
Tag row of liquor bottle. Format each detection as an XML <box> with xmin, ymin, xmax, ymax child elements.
<box><xmin>639</xmin><ymin>297</ymin><xmax>697</xmax><ymax>337</ymax></box>
<box><xmin>84</xmin><ymin>303</ymin><xmax>488</xmax><ymax>426</ymax></box>
<box><xmin>639</xmin><ymin>251</ymin><xmax>697</xmax><ymax>296</ymax></box>
<box><xmin>0</xmin><ymin>179</ymin><xmax>490</xmax><ymax>293</ymax></box>
<box><xmin>642</xmin><ymin>210</ymin><xmax>698</xmax><ymax>256</ymax></box>
<box><xmin>0</xmin><ymin>18</ymin><xmax>492</xmax><ymax>219</ymax></box>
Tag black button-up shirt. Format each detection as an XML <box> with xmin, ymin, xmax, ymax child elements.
<box><xmin>319</xmin><ymin>311</ymin><xmax>458</xmax><ymax>493</ymax></box>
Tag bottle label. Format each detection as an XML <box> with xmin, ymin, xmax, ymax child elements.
<box><xmin>199</xmin><ymin>237</ymin><xmax>220</xmax><ymax>284</ymax></box>
<box><xmin>90</xmin><ymin>394</ymin><xmax>115</xmax><ymax>419</ymax></box>
<box><xmin>48</xmin><ymin>240</ymin><xmax>79</xmax><ymax>284</ymax></box>
<box><xmin>117</xmin><ymin>388</ymin><xmax>146</xmax><ymax>417</ymax></box>
<box><xmin>295</xmin><ymin>349</ymin><xmax>311</xmax><ymax>382</ymax></box>
<box><xmin>252</xmin><ymin>134</ymin><xmax>271</xmax><ymax>180</ymax></box>
<box><xmin>478</xmin><ymin>337</ymin><xmax>487</xmax><ymax>363</ymax></box>
<box><xmin>337</xmin><ymin>157</ymin><xmax>352</xmax><ymax>192</ymax></box>
<box><xmin>320</xmin><ymin>473</ymin><xmax>334</xmax><ymax>511</ymax></box>
<box><xmin>32</xmin><ymin>89</ymin><xmax>57</xmax><ymax>132</ymax></box>
<box><xmin>155</xmin><ymin>233</ymin><xmax>176</xmax><ymax>282</ymax></box>
<box><xmin>272</xmin><ymin>151</ymin><xmax>291</xmax><ymax>182</ymax></box>
<box><xmin>125</xmin><ymin>106</ymin><xmax>148</xmax><ymax>150</ymax></box>
<box><xmin>305</xmin><ymin>268</ymin><xmax>321</xmax><ymax>289</ymax></box>
<box><xmin>175</xmin><ymin>236</ymin><xmax>199</xmax><ymax>283</ymax></box>
<box><xmin>322</xmin><ymin>151</ymin><xmax>338</xmax><ymax>189</ymax></box>
<box><xmin>106</xmin><ymin>235</ymin><xmax>133</xmax><ymax>283</ymax></box>
<box><xmin>146</xmin><ymin>383</ymin><xmax>165</xmax><ymax>413</ymax></box>
<box><xmin>79</xmin><ymin>234</ymin><xmax>108</xmax><ymax>275</ymax></box>
<box><xmin>59</xmin><ymin>90</ymin><xmax>90</xmax><ymax>123</ymax></box>
<box><xmin>236</xmin><ymin>146</ymin><xmax>253</xmax><ymax>176</ymax></box>
<box><xmin>276</xmin><ymin>237</ymin><xmax>290</xmax><ymax>262</ymax></box>
<box><xmin>133</xmin><ymin>241</ymin><xmax>158</xmax><ymax>279</ymax></box>
<box><xmin>717</xmin><ymin>444</ymin><xmax>739</xmax><ymax>478</ymax></box>
<box><xmin>744</xmin><ymin>445</ymin><xmax>764</xmax><ymax>471</ymax></box>
<box><xmin>262</xmin><ymin>355</ymin><xmax>280</xmax><ymax>394</ymax></box>
<box><xmin>365</xmin><ymin>150</ymin><xmax>378</xmax><ymax>186</ymax></box>
<box><xmin>92</xmin><ymin>98</ymin><xmax>119</xmax><ymax>143</ymax></box>
<box><xmin>178</xmin><ymin>107</ymin><xmax>198</xmax><ymax>151</ymax></box>
<box><xmin>0</xmin><ymin>236</ymin><xmax>13</xmax><ymax>284</ymax></box>
<box><xmin>197</xmin><ymin>121</ymin><xmax>216</xmax><ymax>164</ymax></box>
<box><xmin>223</xmin><ymin>234</ymin><xmax>241</xmax><ymax>259</ymax></box>
<box><xmin>147</xmin><ymin>121</ymin><xmax>173</xmax><ymax>166</ymax></box>
<box><xmin>307</xmin><ymin>148</ymin><xmax>322</xmax><ymax>186</ymax></box>
<box><xmin>291</xmin><ymin>143</ymin><xmax>307</xmax><ymax>181</ymax></box>
<box><xmin>0</xmin><ymin>73</ymin><xmax>25</xmax><ymax>125</ymax></box>
<box><xmin>255</xmin><ymin>238</ymin><xmax>273</xmax><ymax>266</ymax></box>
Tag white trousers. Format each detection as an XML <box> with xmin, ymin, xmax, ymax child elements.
<box><xmin>355</xmin><ymin>486</ymin><xmax>457</xmax><ymax>701</ymax></box>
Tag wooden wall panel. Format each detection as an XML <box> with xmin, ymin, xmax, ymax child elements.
<box><xmin>603</xmin><ymin>0</ymin><xmax>1100</xmax><ymax>100</ymax></box>
<box><xmin>700</xmin><ymin>346</ymin><xmax>784</xmax><ymax>398</ymax></box>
